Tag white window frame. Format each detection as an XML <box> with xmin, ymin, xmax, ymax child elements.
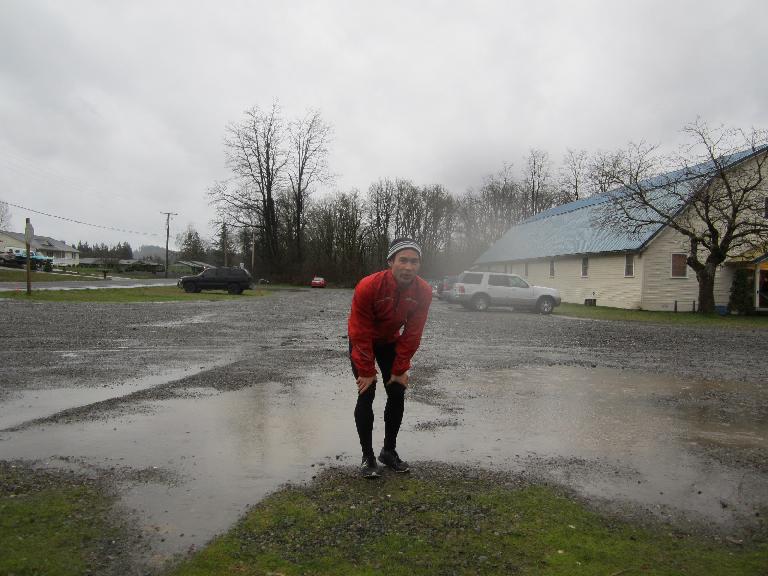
<box><xmin>671</xmin><ymin>253</ymin><xmax>688</xmax><ymax>278</ymax></box>
<box><xmin>581</xmin><ymin>257</ymin><xmax>589</xmax><ymax>278</ymax></box>
<box><xmin>624</xmin><ymin>254</ymin><xmax>635</xmax><ymax>278</ymax></box>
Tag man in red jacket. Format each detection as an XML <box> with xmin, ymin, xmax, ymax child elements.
<box><xmin>348</xmin><ymin>238</ymin><xmax>433</xmax><ymax>478</ymax></box>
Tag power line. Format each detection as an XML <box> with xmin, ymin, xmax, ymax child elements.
<box><xmin>0</xmin><ymin>199</ymin><xmax>162</xmax><ymax>237</ymax></box>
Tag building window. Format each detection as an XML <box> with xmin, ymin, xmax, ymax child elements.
<box><xmin>625</xmin><ymin>254</ymin><xmax>635</xmax><ymax>277</ymax></box>
<box><xmin>671</xmin><ymin>253</ymin><xmax>688</xmax><ymax>278</ymax></box>
<box><xmin>524</xmin><ymin>262</ymin><xmax>529</xmax><ymax>277</ymax></box>
<box><xmin>581</xmin><ymin>257</ymin><xmax>589</xmax><ymax>277</ymax></box>
<box><xmin>549</xmin><ymin>259</ymin><xmax>555</xmax><ymax>277</ymax></box>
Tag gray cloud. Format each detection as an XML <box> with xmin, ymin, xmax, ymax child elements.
<box><xmin>1</xmin><ymin>0</ymin><xmax>766</xmax><ymax>247</ymax></box>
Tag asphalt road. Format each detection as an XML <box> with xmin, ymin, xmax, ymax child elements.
<box><xmin>0</xmin><ymin>289</ymin><xmax>766</xmax><ymax>572</ymax></box>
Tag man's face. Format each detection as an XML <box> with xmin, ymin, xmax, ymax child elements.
<box><xmin>388</xmin><ymin>248</ymin><xmax>421</xmax><ymax>286</ymax></box>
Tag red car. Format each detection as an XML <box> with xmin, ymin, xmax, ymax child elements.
<box><xmin>310</xmin><ymin>276</ymin><xmax>327</xmax><ymax>288</ymax></box>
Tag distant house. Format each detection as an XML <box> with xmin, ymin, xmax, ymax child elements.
<box><xmin>473</xmin><ymin>149</ymin><xmax>768</xmax><ymax>312</ymax></box>
<box><xmin>0</xmin><ymin>230</ymin><xmax>79</xmax><ymax>267</ymax></box>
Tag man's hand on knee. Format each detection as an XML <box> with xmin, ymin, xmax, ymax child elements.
<box><xmin>357</xmin><ymin>375</ymin><xmax>377</xmax><ymax>395</ymax></box>
<box><xmin>387</xmin><ymin>372</ymin><xmax>409</xmax><ymax>388</ymax></box>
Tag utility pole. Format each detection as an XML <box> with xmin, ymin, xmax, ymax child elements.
<box><xmin>24</xmin><ymin>217</ymin><xmax>33</xmax><ymax>295</ymax></box>
<box><xmin>161</xmin><ymin>211</ymin><xmax>177</xmax><ymax>278</ymax></box>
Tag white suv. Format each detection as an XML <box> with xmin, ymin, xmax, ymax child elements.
<box><xmin>452</xmin><ymin>271</ymin><xmax>561</xmax><ymax>314</ymax></box>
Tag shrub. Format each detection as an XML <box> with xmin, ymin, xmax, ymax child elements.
<box><xmin>728</xmin><ymin>268</ymin><xmax>754</xmax><ymax>315</ymax></box>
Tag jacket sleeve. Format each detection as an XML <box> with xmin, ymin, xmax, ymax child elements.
<box><xmin>392</xmin><ymin>283</ymin><xmax>432</xmax><ymax>375</ymax></box>
<box><xmin>348</xmin><ymin>278</ymin><xmax>378</xmax><ymax>378</ymax></box>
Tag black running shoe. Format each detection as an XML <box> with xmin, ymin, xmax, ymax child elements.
<box><xmin>360</xmin><ymin>455</ymin><xmax>380</xmax><ymax>479</ymax></box>
<box><xmin>378</xmin><ymin>448</ymin><xmax>410</xmax><ymax>473</ymax></box>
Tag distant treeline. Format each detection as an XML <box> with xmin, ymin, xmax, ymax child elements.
<box><xmin>202</xmin><ymin>105</ymin><xmax>602</xmax><ymax>285</ymax></box>
<box><xmin>75</xmin><ymin>241</ymin><xmax>134</xmax><ymax>260</ymax></box>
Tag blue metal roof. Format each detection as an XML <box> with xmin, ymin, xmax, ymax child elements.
<box><xmin>474</xmin><ymin>147</ymin><xmax>763</xmax><ymax>265</ymax></box>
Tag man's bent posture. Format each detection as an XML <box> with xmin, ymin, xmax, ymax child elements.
<box><xmin>348</xmin><ymin>238</ymin><xmax>432</xmax><ymax>478</ymax></box>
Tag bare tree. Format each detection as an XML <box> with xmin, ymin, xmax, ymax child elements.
<box><xmin>587</xmin><ymin>153</ymin><xmax>617</xmax><ymax>196</ymax></box>
<box><xmin>0</xmin><ymin>201</ymin><xmax>11</xmax><ymax>230</ymax></box>
<box><xmin>367</xmin><ymin>179</ymin><xmax>397</xmax><ymax>263</ymax></box>
<box><xmin>287</xmin><ymin>110</ymin><xmax>332</xmax><ymax>264</ymax></box>
<box><xmin>558</xmin><ymin>149</ymin><xmax>590</xmax><ymax>203</ymax></box>
<box><xmin>392</xmin><ymin>179</ymin><xmax>423</xmax><ymax>239</ymax></box>
<box><xmin>305</xmin><ymin>190</ymin><xmax>367</xmax><ymax>282</ymax></box>
<box><xmin>521</xmin><ymin>149</ymin><xmax>554</xmax><ymax>217</ymax></box>
<box><xmin>215</xmin><ymin>104</ymin><xmax>286</xmax><ymax>270</ymax></box>
<box><xmin>479</xmin><ymin>163</ymin><xmax>523</xmax><ymax>241</ymax></box>
<box><xmin>597</xmin><ymin>119</ymin><xmax>768</xmax><ymax>313</ymax></box>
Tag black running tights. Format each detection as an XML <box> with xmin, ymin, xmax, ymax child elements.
<box><xmin>350</xmin><ymin>342</ymin><xmax>405</xmax><ymax>458</ymax></box>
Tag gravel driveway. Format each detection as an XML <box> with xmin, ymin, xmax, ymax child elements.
<box><xmin>0</xmin><ymin>288</ymin><xmax>766</xmax><ymax>571</ymax></box>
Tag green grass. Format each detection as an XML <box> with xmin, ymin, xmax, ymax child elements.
<box><xmin>0</xmin><ymin>285</ymin><xmax>268</xmax><ymax>302</ymax></box>
<box><xmin>555</xmin><ymin>302</ymin><xmax>767</xmax><ymax>328</ymax></box>
<box><xmin>167</xmin><ymin>468</ymin><xmax>767</xmax><ymax>576</ymax></box>
<box><xmin>0</xmin><ymin>462</ymin><xmax>125</xmax><ymax>576</ymax></box>
<box><xmin>0</xmin><ymin>268</ymin><xmax>101</xmax><ymax>282</ymax></box>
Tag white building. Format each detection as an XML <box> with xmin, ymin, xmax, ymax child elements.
<box><xmin>473</xmin><ymin>149</ymin><xmax>768</xmax><ymax>312</ymax></box>
<box><xmin>0</xmin><ymin>230</ymin><xmax>80</xmax><ymax>267</ymax></box>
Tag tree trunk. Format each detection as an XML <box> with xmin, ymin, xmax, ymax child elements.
<box><xmin>695</xmin><ymin>264</ymin><xmax>718</xmax><ymax>314</ymax></box>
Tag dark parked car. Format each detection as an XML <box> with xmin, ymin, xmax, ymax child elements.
<box><xmin>177</xmin><ymin>267</ymin><xmax>253</xmax><ymax>294</ymax></box>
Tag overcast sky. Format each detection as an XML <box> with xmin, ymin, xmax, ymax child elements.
<box><xmin>1</xmin><ymin>0</ymin><xmax>766</xmax><ymax>249</ymax></box>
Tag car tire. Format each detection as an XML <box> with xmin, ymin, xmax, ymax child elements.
<box><xmin>472</xmin><ymin>294</ymin><xmax>490</xmax><ymax>312</ymax></box>
<box><xmin>227</xmin><ymin>283</ymin><xmax>241</xmax><ymax>295</ymax></box>
<box><xmin>537</xmin><ymin>296</ymin><xmax>555</xmax><ymax>315</ymax></box>
<box><xmin>183</xmin><ymin>282</ymin><xmax>196</xmax><ymax>293</ymax></box>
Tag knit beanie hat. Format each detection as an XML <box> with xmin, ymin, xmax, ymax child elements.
<box><xmin>387</xmin><ymin>238</ymin><xmax>422</xmax><ymax>260</ymax></box>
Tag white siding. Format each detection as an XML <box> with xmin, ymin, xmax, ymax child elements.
<box><xmin>482</xmin><ymin>254</ymin><xmax>643</xmax><ymax>308</ymax></box>
<box><xmin>640</xmin><ymin>222</ymin><xmax>737</xmax><ymax>311</ymax></box>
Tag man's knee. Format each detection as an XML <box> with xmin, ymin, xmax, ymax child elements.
<box><xmin>384</xmin><ymin>382</ymin><xmax>406</xmax><ymax>399</ymax></box>
<box><xmin>355</xmin><ymin>384</ymin><xmax>376</xmax><ymax>406</ymax></box>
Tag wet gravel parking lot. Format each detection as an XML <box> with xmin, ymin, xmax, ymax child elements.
<box><xmin>0</xmin><ymin>288</ymin><xmax>766</xmax><ymax>572</ymax></box>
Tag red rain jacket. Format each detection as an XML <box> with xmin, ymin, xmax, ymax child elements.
<box><xmin>348</xmin><ymin>269</ymin><xmax>433</xmax><ymax>378</ymax></box>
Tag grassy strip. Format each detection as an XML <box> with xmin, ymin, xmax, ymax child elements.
<box><xmin>0</xmin><ymin>461</ymin><xmax>130</xmax><ymax>576</ymax></box>
<box><xmin>0</xmin><ymin>285</ymin><xmax>268</xmax><ymax>302</ymax></box>
<box><xmin>555</xmin><ymin>302</ymin><xmax>767</xmax><ymax>328</ymax></box>
<box><xmin>0</xmin><ymin>268</ymin><xmax>101</xmax><ymax>282</ymax></box>
<box><xmin>167</xmin><ymin>466</ymin><xmax>766</xmax><ymax>576</ymax></box>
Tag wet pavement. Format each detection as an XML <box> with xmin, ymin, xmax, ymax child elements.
<box><xmin>0</xmin><ymin>276</ymin><xmax>178</xmax><ymax>291</ymax></box>
<box><xmin>0</xmin><ymin>290</ymin><xmax>766</xmax><ymax>571</ymax></box>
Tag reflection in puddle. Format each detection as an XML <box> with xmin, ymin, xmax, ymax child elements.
<box><xmin>0</xmin><ymin>358</ymin><xmax>237</xmax><ymax>430</ymax></box>
<box><xmin>0</xmin><ymin>365</ymin><xmax>765</xmax><ymax>567</ymax></box>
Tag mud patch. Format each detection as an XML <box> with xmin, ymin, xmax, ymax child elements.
<box><xmin>413</xmin><ymin>418</ymin><xmax>462</xmax><ymax>431</ymax></box>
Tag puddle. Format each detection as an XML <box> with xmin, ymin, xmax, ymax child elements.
<box><xmin>406</xmin><ymin>366</ymin><xmax>768</xmax><ymax>527</ymax></box>
<box><xmin>0</xmin><ymin>357</ymin><xmax>237</xmax><ymax>430</ymax></box>
<box><xmin>0</xmin><ymin>365</ymin><xmax>765</xmax><ymax>568</ymax></box>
